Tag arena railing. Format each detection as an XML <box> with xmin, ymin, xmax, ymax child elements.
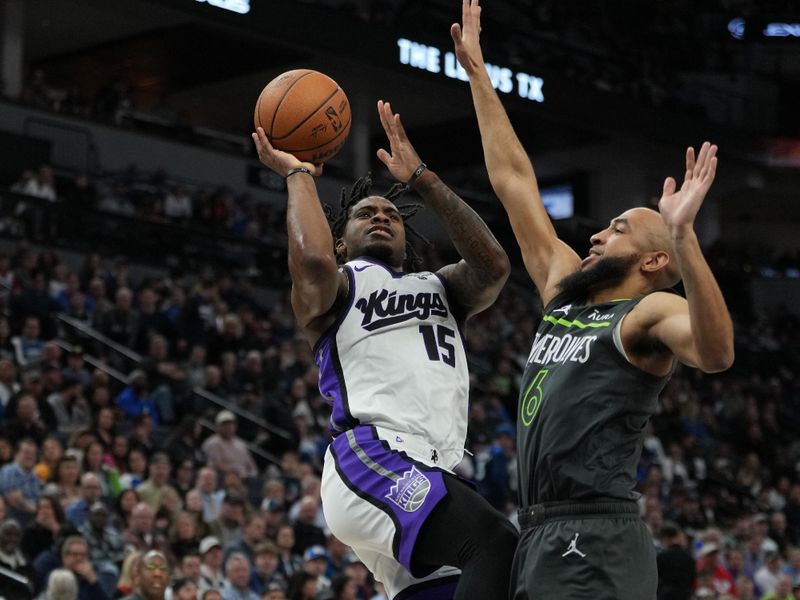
<box><xmin>55</xmin><ymin>314</ymin><xmax>293</xmax><ymax>446</ymax></box>
<box><xmin>52</xmin><ymin>336</ymin><xmax>283</xmax><ymax>472</ymax></box>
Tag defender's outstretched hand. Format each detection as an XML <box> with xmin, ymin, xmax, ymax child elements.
<box><xmin>375</xmin><ymin>100</ymin><xmax>423</xmax><ymax>183</ymax></box>
<box><xmin>251</xmin><ymin>127</ymin><xmax>322</xmax><ymax>177</ymax></box>
<box><xmin>451</xmin><ymin>0</ymin><xmax>484</xmax><ymax>75</ymax></box>
<box><xmin>659</xmin><ymin>142</ymin><xmax>718</xmax><ymax>232</ymax></box>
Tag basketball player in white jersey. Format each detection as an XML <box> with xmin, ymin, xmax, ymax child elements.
<box><xmin>252</xmin><ymin>101</ymin><xmax>518</xmax><ymax>599</ymax></box>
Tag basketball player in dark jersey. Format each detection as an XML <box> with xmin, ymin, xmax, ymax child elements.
<box><xmin>451</xmin><ymin>1</ymin><xmax>734</xmax><ymax>598</ymax></box>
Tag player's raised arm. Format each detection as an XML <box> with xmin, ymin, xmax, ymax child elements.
<box><xmin>252</xmin><ymin>128</ymin><xmax>343</xmax><ymax>334</ymax></box>
<box><xmin>376</xmin><ymin>100</ymin><xmax>510</xmax><ymax>318</ymax></box>
<box><xmin>452</xmin><ymin>0</ymin><xmax>580</xmax><ymax>305</ymax></box>
<box><xmin>642</xmin><ymin>142</ymin><xmax>734</xmax><ymax>373</ymax></box>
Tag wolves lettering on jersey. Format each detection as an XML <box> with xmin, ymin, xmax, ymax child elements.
<box><xmin>315</xmin><ymin>258</ymin><xmax>469</xmax><ymax>469</ymax></box>
<box><xmin>526</xmin><ymin>332</ymin><xmax>597</xmax><ymax>366</ymax></box>
<box><xmin>356</xmin><ymin>289</ymin><xmax>448</xmax><ymax>331</ymax></box>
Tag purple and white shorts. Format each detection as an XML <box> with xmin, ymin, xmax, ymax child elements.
<box><xmin>322</xmin><ymin>425</ymin><xmax>461</xmax><ymax>599</ymax></box>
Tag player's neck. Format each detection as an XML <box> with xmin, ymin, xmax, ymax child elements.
<box><xmin>587</xmin><ymin>280</ymin><xmax>648</xmax><ymax>305</ymax></box>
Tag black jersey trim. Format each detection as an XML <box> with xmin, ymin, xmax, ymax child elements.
<box><xmin>393</xmin><ymin>575</ymin><xmax>460</xmax><ymax>599</ymax></box>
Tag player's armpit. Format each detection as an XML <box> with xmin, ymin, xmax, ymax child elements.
<box><xmin>631</xmin><ymin>292</ymin><xmax>705</xmax><ymax>370</ymax></box>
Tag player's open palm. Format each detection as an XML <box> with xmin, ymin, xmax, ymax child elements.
<box><xmin>659</xmin><ymin>141</ymin><xmax>718</xmax><ymax>231</ymax></box>
<box><xmin>451</xmin><ymin>0</ymin><xmax>484</xmax><ymax>74</ymax></box>
<box><xmin>251</xmin><ymin>127</ymin><xmax>321</xmax><ymax>177</ymax></box>
<box><xmin>376</xmin><ymin>100</ymin><xmax>423</xmax><ymax>183</ymax></box>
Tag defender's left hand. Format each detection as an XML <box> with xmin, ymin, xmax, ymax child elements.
<box><xmin>376</xmin><ymin>100</ymin><xmax>423</xmax><ymax>183</ymax></box>
<box><xmin>659</xmin><ymin>141</ymin><xmax>718</xmax><ymax>233</ymax></box>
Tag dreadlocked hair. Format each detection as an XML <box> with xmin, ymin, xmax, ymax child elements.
<box><xmin>327</xmin><ymin>172</ymin><xmax>431</xmax><ymax>271</ymax></box>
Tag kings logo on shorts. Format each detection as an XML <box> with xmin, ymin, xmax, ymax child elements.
<box><xmin>385</xmin><ymin>466</ymin><xmax>431</xmax><ymax>512</ymax></box>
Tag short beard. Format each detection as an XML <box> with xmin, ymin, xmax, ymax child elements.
<box><xmin>556</xmin><ymin>253</ymin><xmax>640</xmax><ymax>302</ymax></box>
<box><xmin>352</xmin><ymin>241</ymin><xmax>402</xmax><ymax>267</ymax></box>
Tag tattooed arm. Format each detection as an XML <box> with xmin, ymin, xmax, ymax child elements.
<box><xmin>376</xmin><ymin>100</ymin><xmax>510</xmax><ymax>318</ymax></box>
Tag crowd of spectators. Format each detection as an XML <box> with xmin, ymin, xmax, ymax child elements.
<box><xmin>7</xmin><ymin>165</ymin><xmax>286</xmax><ymax>248</ymax></box>
<box><xmin>0</xmin><ymin>203</ymin><xmax>798</xmax><ymax>600</ymax></box>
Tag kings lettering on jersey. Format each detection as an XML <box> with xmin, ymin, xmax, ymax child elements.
<box><xmin>317</xmin><ymin>258</ymin><xmax>469</xmax><ymax>465</ymax></box>
<box><xmin>356</xmin><ymin>289</ymin><xmax>448</xmax><ymax>331</ymax></box>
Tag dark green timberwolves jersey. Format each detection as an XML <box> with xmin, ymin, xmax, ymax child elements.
<box><xmin>518</xmin><ymin>292</ymin><xmax>672</xmax><ymax>506</ymax></box>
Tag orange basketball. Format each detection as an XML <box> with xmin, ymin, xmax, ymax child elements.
<box><xmin>254</xmin><ymin>69</ymin><xmax>351</xmax><ymax>164</ymax></box>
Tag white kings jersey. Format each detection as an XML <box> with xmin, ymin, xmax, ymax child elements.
<box><xmin>314</xmin><ymin>257</ymin><xmax>469</xmax><ymax>467</ymax></box>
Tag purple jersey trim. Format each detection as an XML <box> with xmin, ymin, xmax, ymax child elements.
<box><xmin>314</xmin><ymin>266</ymin><xmax>357</xmax><ymax>435</ymax></box>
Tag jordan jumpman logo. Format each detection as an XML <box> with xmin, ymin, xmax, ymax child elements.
<box><xmin>561</xmin><ymin>533</ymin><xmax>587</xmax><ymax>558</ymax></box>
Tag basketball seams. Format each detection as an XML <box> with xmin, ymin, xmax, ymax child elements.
<box><xmin>282</xmin><ymin>114</ymin><xmax>352</xmax><ymax>153</ymax></box>
<box><xmin>269</xmin><ymin>69</ymin><xmax>314</xmax><ymax>138</ymax></box>
<box><xmin>271</xmin><ymin>85</ymin><xmax>341</xmax><ymax>141</ymax></box>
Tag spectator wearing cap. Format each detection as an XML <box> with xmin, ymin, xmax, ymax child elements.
<box><xmin>755</xmin><ymin>551</ymin><xmax>785</xmax><ymax>596</ymax></box>
<box><xmin>136</xmin><ymin>453</ymin><xmax>177</xmax><ymax>513</ymax></box>
<box><xmin>121</xmin><ymin>550</ymin><xmax>169</xmax><ymax>600</ymax></box>
<box><xmin>199</xmin><ymin>536</ymin><xmax>224</xmax><ymax>592</ymax></box>
<box><xmin>208</xmin><ymin>492</ymin><xmax>245</xmax><ymax>548</ymax></box>
<box><xmin>656</xmin><ymin>521</ymin><xmax>694</xmax><ymax>600</ymax></box>
<box><xmin>202</xmin><ymin>411</ymin><xmax>257</xmax><ymax>479</ymax></box>
<box><xmin>260</xmin><ymin>498</ymin><xmax>285</xmax><ymax>540</ymax></box>
<box><xmin>1</xmin><ymin>394</ymin><xmax>47</xmax><ymax>447</ymax></box>
<box><xmin>249</xmin><ymin>541</ymin><xmax>286</xmax><ymax>596</ymax></box>
<box><xmin>48</xmin><ymin>376</ymin><xmax>91</xmax><ymax>437</ymax></box>
<box><xmin>301</xmin><ymin>545</ymin><xmax>330</xmax><ymax>595</ymax></box>
<box><xmin>195</xmin><ymin>467</ymin><xmax>224</xmax><ymax>524</ymax></box>
<box><xmin>79</xmin><ymin>502</ymin><xmax>125</xmax><ymax>597</ymax></box>
<box><xmin>65</xmin><ymin>474</ymin><xmax>103</xmax><ymax>529</ymax></box>
<box><xmin>223</xmin><ymin>513</ymin><xmax>265</xmax><ymax>565</ymax></box>
<box><xmin>116</xmin><ymin>371</ymin><xmax>160</xmax><ymax>427</ymax></box>
<box><xmin>0</xmin><ymin>438</ymin><xmax>41</xmax><ymax>525</ymax></box>
<box><xmin>695</xmin><ymin>541</ymin><xmax>735</xmax><ymax>596</ymax></box>
<box><xmin>220</xmin><ymin>552</ymin><xmax>258</xmax><ymax>600</ymax></box>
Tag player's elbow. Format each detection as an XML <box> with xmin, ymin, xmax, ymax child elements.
<box><xmin>699</xmin><ymin>346</ymin><xmax>734</xmax><ymax>373</ymax></box>
<box><xmin>489</xmin><ymin>251</ymin><xmax>512</xmax><ymax>285</ymax></box>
